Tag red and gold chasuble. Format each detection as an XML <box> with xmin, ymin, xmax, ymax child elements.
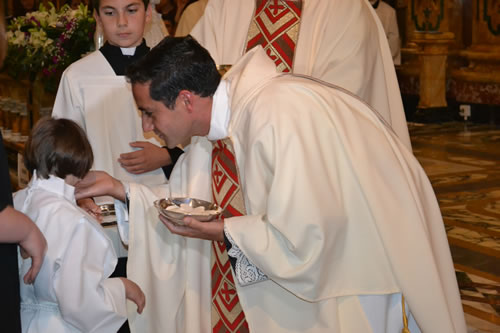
<box><xmin>211</xmin><ymin>139</ymin><xmax>249</xmax><ymax>333</ymax></box>
<box><xmin>245</xmin><ymin>0</ymin><xmax>303</xmax><ymax>72</ymax></box>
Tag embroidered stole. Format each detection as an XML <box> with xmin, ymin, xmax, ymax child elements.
<box><xmin>245</xmin><ymin>0</ymin><xmax>303</xmax><ymax>72</ymax></box>
<box><xmin>211</xmin><ymin>139</ymin><xmax>249</xmax><ymax>332</ymax></box>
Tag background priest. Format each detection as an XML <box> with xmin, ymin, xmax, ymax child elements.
<box><xmin>189</xmin><ymin>0</ymin><xmax>411</xmax><ymax>149</ymax></box>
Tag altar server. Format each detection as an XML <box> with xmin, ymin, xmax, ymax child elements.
<box><xmin>14</xmin><ymin>118</ymin><xmax>145</xmax><ymax>333</ymax></box>
<box><xmin>76</xmin><ymin>36</ymin><xmax>466</xmax><ymax>333</ymax></box>
<box><xmin>52</xmin><ymin>0</ymin><xmax>174</xmax><ymax>273</ymax></box>
<box><xmin>190</xmin><ymin>0</ymin><xmax>411</xmax><ymax>149</ymax></box>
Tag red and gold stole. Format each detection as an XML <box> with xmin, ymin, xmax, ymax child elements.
<box><xmin>245</xmin><ymin>0</ymin><xmax>303</xmax><ymax>73</ymax></box>
<box><xmin>211</xmin><ymin>139</ymin><xmax>249</xmax><ymax>333</ymax></box>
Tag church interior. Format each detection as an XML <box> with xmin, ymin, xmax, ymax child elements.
<box><xmin>1</xmin><ymin>0</ymin><xmax>499</xmax><ymax>331</ymax></box>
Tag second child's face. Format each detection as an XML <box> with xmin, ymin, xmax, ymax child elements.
<box><xmin>95</xmin><ymin>0</ymin><xmax>151</xmax><ymax>48</ymax></box>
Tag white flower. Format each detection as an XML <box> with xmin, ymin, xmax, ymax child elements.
<box><xmin>7</xmin><ymin>30</ymin><xmax>27</xmax><ymax>47</ymax></box>
<box><xmin>28</xmin><ymin>30</ymin><xmax>50</xmax><ymax>49</ymax></box>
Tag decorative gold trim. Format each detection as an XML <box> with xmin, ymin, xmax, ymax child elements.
<box><xmin>401</xmin><ymin>295</ymin><xmax>411</xmax><ymax>333</ymax></box>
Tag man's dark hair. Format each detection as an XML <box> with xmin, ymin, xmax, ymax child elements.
<box><xmin>92</xmin><ymin>0</ymin><xmax>150</xmax><ymax>13</ymax></box>
<box><xmin>24</xmin><ymin>118</ymin><xmax>94</xmax><ymax>179</ymax></box>
<box><xmin>126</xmin><ymin>35</ymin><xmax>221</xmax><ymax>109</ymax></box>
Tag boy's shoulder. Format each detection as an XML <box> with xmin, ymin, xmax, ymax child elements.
<box><xmin>63</xmin><ymin>50</ymin><xmax>113</xmax><ymax>78</ymax></box>
<box><xmin>19</xmin><ymin>186</ymin><xmax>101</xmax><ymax>228</ymax></box>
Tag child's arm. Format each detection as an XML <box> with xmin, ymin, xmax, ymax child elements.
<box><xmin>119</xmin><ymin>277</ymin><xmax>146</xmax><ymax>314</ymax></box>
<box><xmin>0</xmin><ymin>206</ymin><xmax>47</xmax><ymax>284</ymax></box>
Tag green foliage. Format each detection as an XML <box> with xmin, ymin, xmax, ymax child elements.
<box><xmin>4</xmin><ymin>3</ymin><xmax>96</xmax><ymax>93</ymax></box>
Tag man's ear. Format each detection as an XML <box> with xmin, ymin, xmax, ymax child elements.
<box><xmin>178</xmin><ymin>90</ymin><xmax>193</xmax><ymax>111</ymax></box>
<box><xmin>93</xmin><ymin>9</ymin><xmax>102</xmax><ymax>27</ymax></box>
<box><xmin>145</xmin><ymin>3</ymin><xmax>153</xmax><ymax>24</ymax></box>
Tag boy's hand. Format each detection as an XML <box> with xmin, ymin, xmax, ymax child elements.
<box><xmin>119</xmin><ymin>277</ymin><xmax>146</xmax><ymax>314</ymax></box>
<box><xmin>75</xmin><ymin>171</ymin><xmax>126</xmax><ymax>202</ymax></box>
<box><xmin>19</xmin><ymin>223</ymin><xmax>47</xmax><ymax>285</ymax></box>
<box><xmin>118</xmin><ymin>141</ymin><xmax>172</xmax><ymax>174</ymax></box>
<box><xmin>77</xmin><ymin>198</ymin><xmax>103</xmax><ymax>223</ymax></box>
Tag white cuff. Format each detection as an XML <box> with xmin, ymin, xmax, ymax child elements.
<box><xmin>114</xmin><ymin>182</ymin><xmax>130</xmax><ymax>245</ymax></box>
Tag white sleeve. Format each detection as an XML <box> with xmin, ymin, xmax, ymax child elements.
<box><xmin>115</xmin><ymin>182</ymin><xmax>131</xmax><ymax>245</ymax></box>
<box><xmin>225</xmin><ymin>225</ymin><xmax>268</xmax><ymax>286</ymax></box>
<box><xmin>115</xmin><ymin>199</ymin><xmax>130</xmax><ymax>245</ymax></box>
<box><xmin>52</xmin><ymin>68</ymin><xmax>86</xmax><ymax>130</ymax></box>
<box><xmin>53</xmin><ymin>218</ymin><xmax>127</xmax><ymax>333</ymax></box>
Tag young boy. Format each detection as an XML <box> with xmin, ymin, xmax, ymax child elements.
<box><xmin>52</xmin><ymin>0</ymin><xmax>180</xmax><ymax>284</ymax></box>
<box><xmin>13</xmin><ymin>118</ymin><xmax>145</xmax><ymax>333</ymax></box>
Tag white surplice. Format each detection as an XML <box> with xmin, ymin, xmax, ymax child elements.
<box><xmin>174</xmin><ymin>0</ymin><xmax>209</xmax><ymax>37</ymax></box>
<box><xmin>190</xmin><ymin>0</ymin><xmax>411</xmax><ymax>149</ymax></box>
<box><xmin>144</xmin><ymin>0</ymin><xmax>169</xmax><ymax>47</ymax></box>
<box><xmin>121</xmin><ymin>47</ymin><xmax>466</xmax><ymax>332</ymax></box>
<box><xmin>52</xmin><ymin>51</ymin><xmax>167</xmax><ymax>257</ymax></box>
<box><xmin>13</xmin><ymin>173</ymin><xmax>127</xmax><ymax>333</ymax></box>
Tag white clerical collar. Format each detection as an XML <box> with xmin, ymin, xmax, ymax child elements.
<box><xmin>29</xmin><ymin>171</ymin><xmax>76</xmax><ymax>203</ymax></box>
<box><xmin>120</xmin><ymin>47</ymin><xmax>136</xmax><ymax>56</ymax></box>
<box><xmin>207</xmin><ymin>80</ymin><xmax>230</xmax><ymax>141</ymax></box>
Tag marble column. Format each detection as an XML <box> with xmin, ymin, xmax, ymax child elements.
<box><xmin>398</xmin><ymin>0</ymin><xmax>456</xmax><ymax>111</ymax></box>
<box><xmin>414</xmin><ymin>31</ymin><xmax>454</xmax><ymax>108</ymax></box>
<box><xmin>449</xmin><ymin>0</ymin><xmax>500</xmax><ymax>105</ymax></box>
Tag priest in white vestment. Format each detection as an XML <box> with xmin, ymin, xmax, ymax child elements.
<box><xmin>75</xmin><ymin>36</ymin><xmax>466</xmax><ymax>333</ymax></box>
<box><xmin>189</xmin><ymin>0</ymin><xmax>411</xmax><ymax>149</ymax></box>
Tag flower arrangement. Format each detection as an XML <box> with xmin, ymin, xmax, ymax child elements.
<box><xmin>4</xmin><ymin>3</ymin><xmax>96</xmax><ymax>93</ymax></box>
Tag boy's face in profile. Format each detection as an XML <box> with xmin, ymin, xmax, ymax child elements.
<box><xmin>95</xmin><ymin>0</ymin><xmax>151</xmax><ymax>48</ymax></box>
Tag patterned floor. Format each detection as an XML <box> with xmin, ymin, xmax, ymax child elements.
<box><xmin>409</xmin><ymin>122</ymin><xmax>500</xmax><ymax>332</ymax></box>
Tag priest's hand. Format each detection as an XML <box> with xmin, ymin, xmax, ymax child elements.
<box><xmin>118</xmin><ymin>141</ymin><xmax>172</xmax><ymax>174</ymax></box>
<box><xmin>160</xmin><ymin>215</ymin><xmax>225</xmax><ymax>242</ymax></box>
<box><xmin>77</xmin><ymin>198</ymin><xmax>103</xmax><ymax>223</ymax></box>
<box><xmin>75</xmin><ymin>171</ymin><xmax>126</xmax><ymax>202</ymax></box>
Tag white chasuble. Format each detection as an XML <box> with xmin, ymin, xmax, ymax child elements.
<box><xmin>190</xmin><ymin>0</ymin><xmax>412</xmax><ymax>149</ymax></box>
<box><xmin>124</xmin><ymin>48</ymin><xmax>465</xmax><ymax>332</ymax></box>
